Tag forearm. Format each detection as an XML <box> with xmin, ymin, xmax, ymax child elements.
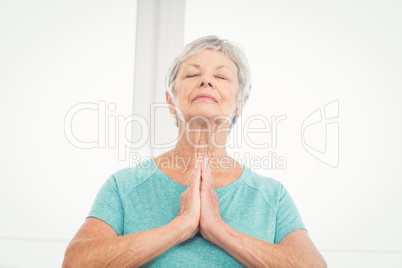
<box><xmin>209</xmin><ymin>222</ymin><xmax>326</xmax><ymax>268</ymax></box>
<box><xmin>63</xmin><ymin>218</ymin><xmax>190</xmax><ymax>268</ymax></box>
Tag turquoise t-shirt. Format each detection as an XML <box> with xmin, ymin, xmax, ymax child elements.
<box><xmin>88</xmin><ymin>159</ymin><xmax>306</xmax><ymax>267</ymax></box>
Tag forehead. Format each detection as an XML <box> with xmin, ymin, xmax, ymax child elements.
<box><xmin>179</xmin><ymin>49</ymin><xmax>238</xmax><ymax>73</ymax></box>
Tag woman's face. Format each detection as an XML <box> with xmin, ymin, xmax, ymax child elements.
<box><xmin>171</xmin><ymin>49</ymin><xmax>240</xmax><ymax>126</ymax></box>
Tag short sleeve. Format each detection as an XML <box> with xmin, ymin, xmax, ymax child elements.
<box><xmin>87</xmin><ymin>174</ymin><xmax>124</xmax><ymax>236</ymax></box>
<box><xmin>274</xmin><ymin>184</ymin><xmax>307</xmax><ymax>244</ymax></box>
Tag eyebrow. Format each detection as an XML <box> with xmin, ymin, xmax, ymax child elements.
<box><xmin>215</xmin><ymin>65</ymin><xmax>229</xmax><ymax>70</ymax></box>
<box><xmin>184</xmin><ymin>64</ymin><xmax>230</xmax><ymax>71</ymax></box>
<box><xmin>184</xmin><ymin>64</ymin><xmax>201</xmax><ymax>69</ymax></box>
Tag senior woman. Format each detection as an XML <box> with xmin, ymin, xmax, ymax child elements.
<box><xmin>63</xmin><ymin>36</ymin><xmax>327</xmax><ymax>267</ymax></box>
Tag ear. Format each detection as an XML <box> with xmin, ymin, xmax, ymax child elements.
<box><xmin>234</xmin><ymin>95</ymin><xmax>248</xmax><ymax>117</ymax></box>
<box><xmin>165</xmin><ymin>91</ymin><xmax>176</xmax><ymax>114</ymax></box>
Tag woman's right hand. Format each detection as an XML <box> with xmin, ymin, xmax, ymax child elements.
<box><xmin>176</xmin><ymin>155</ymin><xmax>203</xmax><ymax>240</ymax></box>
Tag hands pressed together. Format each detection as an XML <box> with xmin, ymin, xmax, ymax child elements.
<box><xmin>177</xmin><ymin>155</ymin><xmax>224</xmax><ymax>243</ymax></box>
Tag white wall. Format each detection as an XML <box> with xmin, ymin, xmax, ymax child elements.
<box><xmin>1</xmin><ymin>0</ymin><xmax>401</xmax><ymax>267</ymax></box>
<box><xmin>184</xmin><ymin>0</ymin><xmax>402</xmax><ymax>267</ymax></box>
<box><xmin>0</xmin><ymin>1</ymin><xmax>137</xmax><ymax>267</ymax></box>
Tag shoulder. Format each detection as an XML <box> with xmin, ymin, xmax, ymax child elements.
<box><xmin>243</xmin><ymin>167</ymin><xmax>284</xmax><ymax>194</ymax></box>
<box><xmin>107</xmin><ymin>158</ymin><xmax>157</xmax><ymax>199</ymax></box>
<box><xmin>242</xmin><ymin>167</ymin><xmax>286</xmax><ymax>208</ymax></box>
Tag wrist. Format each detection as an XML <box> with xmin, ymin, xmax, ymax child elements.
<box><xmin>170</xmin><ymin>216</ymin><xmax>197</xmax><ymax>243</ymax></box>
<box><xmin>203</xmin><ymin>220</ymin><xmax>229</xmax><ymax>246</ymax></box>
<box><xmin>200</xmin><ymin>221</ymin><xmax>226</xmax><ymax>245</ymax></box>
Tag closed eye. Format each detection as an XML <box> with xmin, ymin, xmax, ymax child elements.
<box><xmin>186</xmin><ymin>74</ymin><xmax>200</xmax><ymax>78</ymax></box>
<box><xmin>215</xmin><ymin>75</ymin><xmax>227</xmax><ymax>80</ymax></box>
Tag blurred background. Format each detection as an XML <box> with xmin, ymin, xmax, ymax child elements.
<box><xmin>0</xmin><ymin>0</ymin><xmax>401</xmax><ymax>267</ymax></box>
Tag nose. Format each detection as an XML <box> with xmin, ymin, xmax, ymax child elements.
<box><xmin>198</xmin><ymin>75</ymin><xmax>215</xmax><ymax>89</ymax></box>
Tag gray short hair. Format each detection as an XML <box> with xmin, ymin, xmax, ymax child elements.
<box><xmin>166</xmin><ymin>35</ymin><xmax>251</xmax><ymax>130</ymax></box>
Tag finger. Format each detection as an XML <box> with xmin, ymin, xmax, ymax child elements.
<box><xmin>191</xmin><ymin>157</ymin><xmax>202</xmax><ymax>192</ymax></box>
<box><xmin>205</xmin><ymin>155</ymin><xmax>212</xmax><ymax>178</ymax></box>
<box><xmin>206</xmin><ymin>156</ymin><xmax>215</xmax><ymax>190</ymax></box>
<box><xmin>201</xmin><ymin>156</ymin><xmax>214</xmax><ymax>192</ymax></box>
<box><xmin>188</xmin><ymin>155</ymin><xmax>203</xmax><ymax>190</ymax></box>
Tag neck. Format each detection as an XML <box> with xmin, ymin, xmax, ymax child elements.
<box><xmin>168</xmin><ymin>118</ymin><xmax>236</xmax><ymax>173</ymax></box>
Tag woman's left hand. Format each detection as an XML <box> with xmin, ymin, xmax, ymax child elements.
<box><xmin>199</xmin><ymin>156</ymin><xmax>225</xmax><ymax>242</ymax></box>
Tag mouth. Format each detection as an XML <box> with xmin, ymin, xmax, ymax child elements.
<box><xmin>192</xmin><ymin>94</ymin><xmax>218</xmax><ymax>103</ymax></box>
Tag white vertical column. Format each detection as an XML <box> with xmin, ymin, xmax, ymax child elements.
<box><xmin>132</xmin><ymin>0</ymin><xmax>185</xmax><ymax>159</ymax></box>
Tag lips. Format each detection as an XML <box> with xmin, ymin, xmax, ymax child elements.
<box><xmin>192</xmin><ymin>93</ymin><xmax>218</xmax><ymax>103</ymax></box>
